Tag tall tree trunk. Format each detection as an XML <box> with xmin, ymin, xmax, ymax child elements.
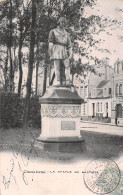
<box><xmin>9</xmin><ymin>47</ymin><xmax>13</xmax><ymax>92</ymax></box>
<box><xmin>9</xmin><ymin>0</ymin><xmax>13</xmax><ymax>92</ymax></box>
<box><xmin>18</xmin><ymin>35</ymin><xmax>23</xmax><ymax>96</ymax></box>
<box><xmin>41</xmin><ymin>65</ymin><xmax>47</xmax><ymax>96</ymax></box>
<box><xmin>35</xmin><ymin>61</ymin><xmax>39</xmax><ymax>96</ymax></box>
<box><xmin>12</xmin><ymin>46</ymin><xmax>16</xmax><ymax>92</ymax></box>
<box><xmin>35</xmin><ymin>43</ymin><xmax>39</xmax><ymax>96</ymax></box>
<box><xmin>4</xmin><ymin>49</ymin><xmax>9</xmax><ymax>92</ymax></box>
<box><xmin>23</xmin><ymin>0</ymin><xmax>37</xmax><ymax>127</ymax></box>
<box><xmin>41</xmin><ymin>47</ymin><xmax>49</xmax><ymax>95</ymax></box>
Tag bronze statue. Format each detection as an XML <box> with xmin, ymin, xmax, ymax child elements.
<box><xmin>48</xmin><ymin>17</ymin><xmax>73</xmax><ymax>86</ymax></box>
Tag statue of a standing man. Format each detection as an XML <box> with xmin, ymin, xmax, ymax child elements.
<box><xmin>48</xmin><ymin>17</ymin><xmax>73</xmax><ymax>86</ymax></box>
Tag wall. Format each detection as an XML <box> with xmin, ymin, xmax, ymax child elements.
<box><xmin>88</xmin><ymin>98</ymin><xmax>112</xmax><ymax>118</ymax></box>
<box><xmin>88</xmin><ymin>64</ymin><xmax>114</xmax><ymax>98</ymax></box>
<box><xmin>111</xmin><ymin>60</ymin><xmax>123</xmax><ymax>126</ymax></box>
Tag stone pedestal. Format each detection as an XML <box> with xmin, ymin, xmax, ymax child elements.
<box><xmin>35</xmin><ymin>86</ymin><xmax>86</xmax><ymax>153</ymax></box>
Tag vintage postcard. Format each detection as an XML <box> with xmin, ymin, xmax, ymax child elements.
<box><xmin>0</xmin><ymin>0</ymin><xmax>123</xmax><ymax>194</ymax></box>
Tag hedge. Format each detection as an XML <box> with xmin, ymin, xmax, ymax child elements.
<box><xmin>0</xmin><ymin>93</ymin><xmax>41</xmax><ymax>128</ymax></box>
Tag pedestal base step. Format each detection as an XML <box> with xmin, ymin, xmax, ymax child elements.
<box><xmin>35</xmin><ymin>137</ymin><xmax>86</xmax><ymax>153</ymax></box>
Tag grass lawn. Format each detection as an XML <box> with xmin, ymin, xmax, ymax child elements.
<box><xmin>0</xmin><ymin>127</ymin><xmax>123</xmax><ymax>162</ymax></box>
<box><xmin>81</xmin><ymin>130</ymin><xmax>123</xmax><ymax>159</ymax></box>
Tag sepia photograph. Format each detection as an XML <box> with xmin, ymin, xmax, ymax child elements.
<box><xmin>0</xmin><ymin>0</ymin><xmax>123</xmax><ymax>194</ymax></box>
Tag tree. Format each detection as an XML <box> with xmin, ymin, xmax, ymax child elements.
<box><xmin>15</xmin><ymin>0</ymin><xmax>31</xmax><ymax>95</ymax></box>
<box><xmin>0</xmin><ymin>0</ymin><xmax>21</xmax><ymax>92</ymax></box>
<box><xmin>23</xmin><ymin>0</ymin><xmax>37</xmax><ymax>127</ymax></box>
<box><xmin>0</xmin><ymin>0</ymin><xmax>15</xmax><ymax>92</ymax></box>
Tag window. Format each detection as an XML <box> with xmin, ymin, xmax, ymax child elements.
<box><xmin>79</xmin><ymin>87</ymin><xmax>82</xmax><ymax>96</ymax></box>
<box><xmin>97</xmin><ymin>103</ymin><xmax>99</xmax><ymax>112</ymax></box>
<box><xmin>115</xmin><ymin>84</ymin><xmax>118</xmax><ymax>96</ymax></box>
<box><xmin>117</xmin><ymin>63</ymin><xmax>120</xmax><ymax>74</ymax></box>
<box><xmin>106</xmin><ymin>102</ymin><xmax>108</xmax><ymax>109</ymax></box>
<box><xmin>83</xmin><ymin>104</ymin><xmax>85</xmax><ymax>115</ymax></box>
<box><xmin>109</xmin><ymin>88</ymin><xmax>112</xmax><ymax>95</ymax></box>
<box><xmin>97</xmin><ymin>102</ymin><xmax>102</xmax><ymax>113</ymax></box>
<box><xmin>115</xmin><ymin>64</ymin><xmax>117</xmax><ymax>73</ymax></box>
<box><xmin>116</xmin><ymin>104</ymin><xmax>122</xmax><ymax>118</ymax></box>
<box><xmin>92</xmin><ymin>103</ymin><xmax>95</xmax><ymax>116</ymax></box>
<box><xmin>106</xmin><ymin>102</ymin><xmax>108</xmax><ymax>117</ymax></box>
<box><xmin>119</xmin><ymin>84</ymin><xmax>122</xmax><ymax>95</ymax></box>
<box><xmin>100</xmin><ymin>103</ymin><xmax>102</xmax><ymax>112</ymax></box>
<box><xmin>83</xmin><ymin>86</ymin><xmax>87</xmax><ymax>97</ymax></box>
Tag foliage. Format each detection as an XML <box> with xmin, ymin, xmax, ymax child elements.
<box><xmin>1</xmin><ymin>93</ymin><xmax>23</xmax><ymax>128</ymax></box>
<box><xmin>0</xmin><ymin>92</ymin><xmax>41</xmax><ymax>128</ymax></box>
<box><xmin>70</xmin><ymin>58</ymin><xmax>96</xmax><ymax>77</ymax></box>
<box><xmin>28</xmin><ymin>96</ymin><xmax>41</xmax><ymax>128</ymax></box>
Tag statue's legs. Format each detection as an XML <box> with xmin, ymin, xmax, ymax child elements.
<box><xmin>54</xmin><ymin>59</ymin><xmax>61</xmax><ymax>85</ymax></box>
<box><xmin>54</xmin><ymin>59</ymin><xmax>70</xmax><ymax>85</ymax></box>
<box><xmin>63</xmin><ymin>59</ymin><xmax>70</xmax><ymax>85</ymax></box>
<box><xmin>60</xmin><ymin>60</ymin><xmax>66</xmax><ymax>85</ymax></box>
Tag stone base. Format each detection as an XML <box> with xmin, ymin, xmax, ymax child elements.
<box><xmin>37</xmin><ymin>86</ymin><xmax>85</xmax><ymax>154</ymax></box>
<box><xmin>35</xmin><ymin>136</ymin><xmax>86</xmax><ymax>153</ymax></box>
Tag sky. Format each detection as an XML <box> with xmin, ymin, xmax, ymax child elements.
<box><xmin>83</xmin><ymin>0</ymin><xmax>123</xmax><ymax>67</ymax></box>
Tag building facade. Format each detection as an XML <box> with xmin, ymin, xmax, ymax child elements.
<box><xmin>111</xmin><ymin>60</ymin><xmax>123</xmax><ymax>126</ymax></box>
<box><xmin>80</xmin><ymin>62</ymin><xmax>114</xmax><ymax>122</ymax></box>
<box><xmin>73</xmin><ymin>75</ymin><xmax>88</xmax><ymax>117</ymax></box>
<box><xmin>73</xmin><ymin>59</ymin><xmax>123</xmax><ymax>126</ymax></box>
<box><xmin>88</xmin><ymin>80</ymin><xmax>112</xmax><ymax>122</ymax></box>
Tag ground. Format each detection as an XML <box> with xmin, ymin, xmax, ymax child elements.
<box><xmin>81</xmin><ymin>121</ymin><xmax>123</xmax><ymax>159</ymax></box>
<box><xmin>0</xmin><ymin>122</ymin><xmax>123</xmax><ymax>161</ymax></box>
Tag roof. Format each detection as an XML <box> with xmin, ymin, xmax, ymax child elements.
<box><xmin>97</xmin><ymin>80</ymin><xmax>110</xmax><ymax>88</ymax></box>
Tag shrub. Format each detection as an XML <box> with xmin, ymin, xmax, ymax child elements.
<box><xmin>0</xmin><ymin>93</ymin><xmax>41</xmax><ymax>129</ymax></box>
<box><xmin>29</xmin><ymin>96</ymin><xmax>41</xmax><ymax>128</ymax></box>
<box><xmin>1</xmin><ymin>93</ymin><xmax>23</xmax><ymax>128</ymax></box>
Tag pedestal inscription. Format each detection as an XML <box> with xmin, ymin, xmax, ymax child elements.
<box><xmin>61</xmin><ymin>121</ymin><xmax>76</xmax><ymax>130</ymax></box>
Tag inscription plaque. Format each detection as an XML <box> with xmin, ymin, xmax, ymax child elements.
<box><xmin>61</xmin><ymin>121</ymin><xmax>76</xmax><ymax>130</ymax></box>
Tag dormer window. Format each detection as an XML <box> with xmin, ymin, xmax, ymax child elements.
<box><xmin>117</xmin><ymin>63</ymin><xmax>120</xmax><ymax>74</ymax></box>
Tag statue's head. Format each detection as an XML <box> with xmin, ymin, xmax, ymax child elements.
<box><xmin>57</xmin><ymin>17</ymin><xmax>67</xmax><ymax>28</ymax></box>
